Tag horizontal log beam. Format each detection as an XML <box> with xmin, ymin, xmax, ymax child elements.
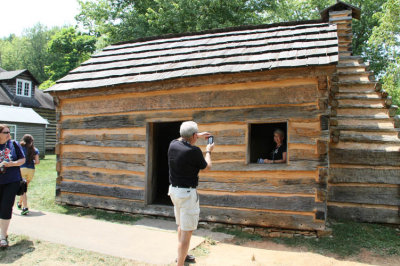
<box><xmin>60</xmin><ymin>193</ymin><xmax>174</xmax><ymax>217</ymax></box>
<box><xmin>61</xmin><ymin>170</ymin><xmax>145</xmax><ymax>187</ymax></box>
<box><xmin>61</xmin><ymin>85</ymin><xmax>318</xmax><ymax>115</ymax></box>
<box><xmin>211</xmin><ymin>160</ymin><xmax>320</xmax><ymax>171</ymax></box>
<box><xmin>59</xmin><ymin>193</ymin><xmax>325</xmax><ymax>230</ymax></box>
<box><xmin>327</xmin><ymin>204</ymin><xmax>400</xmax><ymax>224</ymax></box>
<box><xmin>329</xmin><ymin>167</ymin><xmax>400</xmax><ymax>184</ymax></box>
<box><xmin>328</xmin><ymin>186</ymin><xmax>399</xmax><ymax>206</ymax></box>
<box><xmin>62</xmin><ymin>158</ymin><xmax>145</xmax><ymax>172</ymax></box>
<box><xmin>62</xmin><ymin>152</ymin><xmax>144</xmax><ymax>164</ymax></box>
<box><xmin>201</xmin><ymin>206</ymin><xmax>324</xmax><ymax>230</ymax></box>
<box><xmin>193</xmin><ymin>105</ymin><xmax>321</xmax><ymax>124</ymax></box>
<box><xmin>330</xmin><ymin>149</ymin><xmax>400</xmax><ymax>166</ymax></box>
<box><xmin>62</xmin><ymin>134</ymin><xmax>146</xmax><ymax>148</ymax></box>
<box><xmin>199</xmin><ymin>193</ymin><xmax>322</xmax><ymax>212</ymax></box>
<box><xmin>60</xmin><ymin>181</ymin><xmax>144</xmax><ymax>200</ymax></box>
<box><xmin>198</xmin><ymin>176</ymin><xmax>318</xmax><ymax>194</ymax></box>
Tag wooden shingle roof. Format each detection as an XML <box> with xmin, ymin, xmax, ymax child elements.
<box><xmin>47</xmin><ymin>21</ymin><xmax>338</xmax><ymax>92</ymax></box>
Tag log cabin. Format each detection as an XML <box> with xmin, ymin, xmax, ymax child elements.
<box><xmin>46</xmin><ymin>1</ymin><xmax>400</xmax><ymax>232</ymax></box>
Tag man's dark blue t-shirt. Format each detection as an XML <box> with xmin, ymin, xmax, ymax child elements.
<box><xmin>168</xmin><ymin>139</ymin><xmax>207</xmax><ymax>188</ymax></box>
<box><xmin>0</xmin><ymin>140</ymin><xmax>25</xmax><ymax>184</ymax></box>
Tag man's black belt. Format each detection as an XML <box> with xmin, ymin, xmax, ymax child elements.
<box><xmin>171</xmin><ymin>185</ymin><xmax>196</xmax><ymax>189</ymax></box>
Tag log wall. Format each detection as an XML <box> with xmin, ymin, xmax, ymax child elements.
<box><xmin>53</xmin><ymin>67</ymin><xmax>333</xmax><ymax>231</ymax></box>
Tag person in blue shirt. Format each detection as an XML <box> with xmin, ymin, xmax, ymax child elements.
<box><xmin>17</xmin><ymin>134</ymin><xmax>40</xmax><ymax>216</ymax></box>
<box><xmin>0</xmin><ymin>124</ymin><xmax>25</xmax><ymax>247</ymax></box>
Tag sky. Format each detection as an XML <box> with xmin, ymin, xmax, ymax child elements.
<box><xmin>0</xmin><ymin>0</ymin><xmax>80</xmax><ymax>38</ymax></box>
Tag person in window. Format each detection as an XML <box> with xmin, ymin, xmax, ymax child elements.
<box><xmin>17</xmin><ymin>134</ymin><xmax>40</xmax><ymax>215</ymax></box>
<box><xmin>0</xmin><ymin>124</ymin><xmax>25</xmax><ymax>248</ymax></box>
<box><xmin>258</xmin><ymin>129</ymin><xmax>287</xmax><ymax>164</ymax></box>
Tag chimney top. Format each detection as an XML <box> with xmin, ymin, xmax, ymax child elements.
<box><xmin>320</xmin><ymin>1</ymin><xmax>361</xmax><ymax>21</ymax></box>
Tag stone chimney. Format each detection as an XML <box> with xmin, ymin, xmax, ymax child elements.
<box><xmin>320</xmin><ymin>1</ymin><xmax>361</xmax><ymax>58</ymax></box>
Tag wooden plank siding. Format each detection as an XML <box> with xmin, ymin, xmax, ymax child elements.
<box><xmin>53</xmin><ymin>67</ymin><xmax>333</xmax><ymax>230</ymax></box>
<box><xmin>34</xmin><ymin>108</ymin><xmax>56</xmax><ymax>153</ymax></box>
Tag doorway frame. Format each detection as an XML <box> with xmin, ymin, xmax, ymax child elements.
<box><xmin>145</xmin><ymin>120</ymin><xmax>186</xmax><ymax>205</ymax></box>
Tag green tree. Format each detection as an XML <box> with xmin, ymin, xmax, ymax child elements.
<box><xmin>0</xmin><ymin>24</ymin><xmax>61</xmax><ymax>83</ymax></box>
<box><xmin>21</xmin><ymin>24</ymin><xmax>60</xmax><ymax>83</ymax></box>
<box><xmin>367</xmin><ymin>0</ymin><xmax>400</xmax><ymax>108</ymax></box>
<box><xmin>0</xmin><ymin>35</ymin><xmax>27</xmax><ymax>71</ymax></box>
<box><xmin>41</xmin><ymin>27</ymin><xmax>97</xmax><ymax>89</ymax></box>
<box><xmin>76</xmin><ymin>0</ymin><xmax>277</xmax><ymax>44</ymax></box>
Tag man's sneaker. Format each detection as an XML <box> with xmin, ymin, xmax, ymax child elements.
<box><xmin>175</xmin><ymin>255</ymin><xmax>196</xmax><ymax>263</ymax></box>
<box><xmin>17</xmin><ymin>203</ymin><xmax>22</xmax><ymax>210</ymax></box>
<box><xmin>21</xmin><ymin>208</ymin><xmax>29</xmax><ymax>215</ymax></box>
<box><xmin>0</xmin><ymin>236</ymin><xmax>8</xmax><ymax>248</ymax></box>
<box><xmin>185</xmin><ymin>254</ymin><xmax>196</xmax><ymax>263</ymax></box>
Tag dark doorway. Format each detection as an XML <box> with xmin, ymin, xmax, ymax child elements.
<box><xmin>150</xmin><ymin>121</ymin><xmax>182</xmax><ymax>205</ymax></box>
<box><xmin>249</xmin><ymin>122</ymin><xmax>287</xmax><ymax>163</ymax></box>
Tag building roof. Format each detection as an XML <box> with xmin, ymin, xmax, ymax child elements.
<box><xmin>0</xmin><ymin>105</ymin><xmax>48</xmax><ymax>125</ymax></box>
<box><xmin>0</xmin><ymin>69</ymin><xmax>39</xmax><ymax>85</ymax></box>
<box><xmin>0</xmin><ymin>85</ymin><xmax>14</xmax><ymax>105</ymax></box>
<box><xmin>47</xmin><ymin>20</ymin><xmax>338</xmax><ymax>92</ymax></box>
<box><xmin>0</xmin><ymin>69</ymin><xmax>55</xmax><ymax>110</ymax></box>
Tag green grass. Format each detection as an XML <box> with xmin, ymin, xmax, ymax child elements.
<box><xmin>25</xmin><ymin>154</ymin><xmax>141</xmax><ymax>225</ymax></box>
<box><xmin>274</xmin><ymin>220</ymin><xmax>400</xmax><ymax>258</ymax></box>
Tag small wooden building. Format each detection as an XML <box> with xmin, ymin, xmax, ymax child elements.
<box><xmin>47</xmin><ymin>1</ymin><xmax>400</xmax><ymax>231</ymax></box>
<box><xmin>0</xmin><ymin>105</ymin><xmax>48</xmax><ymax>154</ymax></box>
<box><xmin>0</xmin><ymin>68</ymin><xmax>56</xmax><ymax>154</ymax></box>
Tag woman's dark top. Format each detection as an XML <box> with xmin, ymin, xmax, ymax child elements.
<box><xmin>268</xmin><ymin>143</ymin><xmax>287</xmax><ymax>161</ymax></box>
<box><xmin>0</xmin><ymin>140</ymin><xmax>25</xmax><ymax>184</ymax></box>
<box><xmin>20</xmin><ymin>146</ymin><xmax>39</xmax><ymax>169</ymax></box>
<box><xmin>168</xmin><ymin>139</ymin><xmax>207</xmax><ymax>188</ymax></box>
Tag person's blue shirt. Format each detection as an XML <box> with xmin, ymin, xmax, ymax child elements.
<box><xmin>20</xmin><ymin>146</ymin><xmax>39</xmax><ymax>169</ymax></box>
<box><xmin>0</xmin><ymin>140</ymin><xmax>25</xmax><ymax>184</ymax></box>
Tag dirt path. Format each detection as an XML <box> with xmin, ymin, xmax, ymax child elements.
<box><xmin>194</xmin><ymin>240</ymin><xmax>400</xmax><ymax>266</ymax></box>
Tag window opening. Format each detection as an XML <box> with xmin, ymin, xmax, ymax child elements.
<box><xmin>249</xmin><ymin>122</ymin><xmax>287</xmax><ymax>164</ymax></box>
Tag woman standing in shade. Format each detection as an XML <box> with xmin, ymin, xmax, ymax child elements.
<box><xmin>17</xmin><ymin>134</ymin><xmax>40</xmax><ymax>215</ymax></box>
<box><xmin>0</xmin><ymin>124</ymin><xmax>25</xmax><ymax>247</ymax></box>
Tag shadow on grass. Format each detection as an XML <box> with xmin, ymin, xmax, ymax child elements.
<box><xmin>0</xmin><ymin>237</ymin><xmax>35</xmax><ymax>264</ymax></box>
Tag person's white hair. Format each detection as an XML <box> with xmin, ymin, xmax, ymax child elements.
<box><xmin>180</xmin><ymin>121</ymin><xmax>198</xmax><ymax>138</ymax></box>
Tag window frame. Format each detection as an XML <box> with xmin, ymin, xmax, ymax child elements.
<box><xmin>247</xmin><ymin>121</ymin><xmax>288</xmax><ymax>165</ymax></box>
<box><xmin>16</xmin><ymin>79</ymin><xmax>32</xmax><ymax>97</ymax></box>
<box><xmin>8</xmin><ymin>124</ymin><xmax>16</xmax><ymax>140</ymax></box>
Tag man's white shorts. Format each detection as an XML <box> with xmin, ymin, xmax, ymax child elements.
<box><xmin>168</xmin><ymin>185</ymin><xmax>200</xmax><ymax>231</ymax></box>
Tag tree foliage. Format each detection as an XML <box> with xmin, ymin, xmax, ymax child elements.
<box><xmin>76</xmin><ymin>0</ymin><xmax>278</xmax><ymax>43</ymax></box>
<box><xmin>367</xmin><ymin>0</ymin><xmax>400</xmax><ymax>107</ymax></box>
<box><xmin>0</xmin><ymin>24</ymin><xmax>59</xmax><ymax>83</ymax></box>
<box><xmin>42</xmin><ymin>27</ymin><xmax>97</xmax><ymax>89</ymax></box>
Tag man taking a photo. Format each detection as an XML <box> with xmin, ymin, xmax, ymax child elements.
<box><xmin>168</xmin><ymin>121</ymin><xmax>214</xmax><ymax>265</ymax></box>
